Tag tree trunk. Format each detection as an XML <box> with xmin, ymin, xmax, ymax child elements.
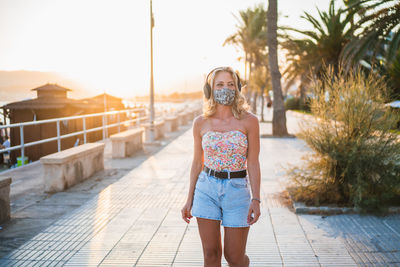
<box><xmin>267</xmin><ymin>0</ymin><xmax>288</xmax><ymax>136</ymax></box>
<box><xmin>244</xmin><ymin>52</ymin><xmax>248</xmax><ymax>81</ymax></box>
<box><xmin>251</xmin><ymin>90</ymin><xmax>258</xmax><ymax>114</ymax></box>
<box><xmin>249</xmin><ymin>61</ymin><xmax>256</xmax><ymax>114</ymax></box>
<box><xmin>299</xmin><ymin>73</ymin><xmax>307</xmax><ymax>109</ymax></box>
<box><xmin>260</xmin><ymin>86</ymin><xmax>265</xmax><ymax>122</ymax></box>
<box><xmin>248</xmin><ymin>61</ymin><xmax>253</xmax><ymax>83</ymax></box>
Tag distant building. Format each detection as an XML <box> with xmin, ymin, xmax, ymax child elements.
<box><xmin>2</xmin><ymin>83</ymin><xmax>127</xmax><ymax>164</ymax></box>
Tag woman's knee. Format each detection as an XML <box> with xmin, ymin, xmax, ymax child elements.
<box><xmin>224</xmin><ymin>250</ymin><xmax>248</xmax><ymax>266</ymax></box>
<box><xmin>204</xmin><ymin>247</ymin><xmax>222</xmax><ymax>263</ymax></box>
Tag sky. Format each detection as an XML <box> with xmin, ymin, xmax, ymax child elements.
<box><xmin>0</xmin><ymin>0</ymin><xmax>340</xmax><ymax>98</ymax></box>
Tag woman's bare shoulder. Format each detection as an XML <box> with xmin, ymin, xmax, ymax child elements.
<box><xmin>242</xmin><ymin>111</ymin><xmax>259</xmax><ymax>128</ymax></box>
<box><xmin>242</xmin><ymin>111</ymin><xmax>258</xmax><ymax>121</ymax></box>
<box><xmin>194</xmin><ymin>114</ymin><xmax>206</xmax><ymax>125</ymax></box>
<box><xmin>193</xmin><ymin>114</ymin><xmax>207</xmax><ymax>134</ymax></box>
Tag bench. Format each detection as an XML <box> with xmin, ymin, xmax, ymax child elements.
<box><xmin>164</xmin><ymin>116</ymin><xmax>179</xmax><ymax>132</ymax></box>
<box><xmin>40</xmin><ymin>143</ymin><xmax>105</xmax><ymax>193</ymax></box>
<box><xmin>194</xmin><ymin>107</ymin><xmax>202</xmax><ymax>117</ymax></box>
<box><xmin>0</xmin><ymin>176</ymin><xmax>12</xmax><ymax>224</ymax></box>
<box><xmin>142</xmin><ymin>120</ymin><xmax>165</xmax><ymax>141</ymax></box>
<box><xmin>178</xmin><ymin>111</ymin><xmax>189</xmax><ymax>126</ymax></box>
<box><xmin>110</xmin><ymin>128</ymin><xmax>144</xmax><ymax>158</ymax></box>
<box><xmin>187</xmin><ymin>109</ymin><xmax>195</xmax><ymax>121</ymax></box>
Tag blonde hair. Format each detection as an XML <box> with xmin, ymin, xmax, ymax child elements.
<box><xmin>203</xmin><ymin>66</ymin><xmax>250</xmax><ymax>120</ymax></box>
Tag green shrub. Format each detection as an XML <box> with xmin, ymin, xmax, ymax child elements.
<box><xmin>300</xmin><ymin>96</ymin><xmax>312</xmax><ymax>112</ymax></box>
<box><xmin>285</xmin><ymin>96</ymin><xmax>312</xmax><ymax>112</ymax></box>
<box><xmin>287</xmin><ymin>67</ymin><xmax>400</xmax><ymax>213</ymax></box>
<box><xmin>285</xmin><ymin>97</ymin><xmax>300</xmax><ymax>110</ymax></box>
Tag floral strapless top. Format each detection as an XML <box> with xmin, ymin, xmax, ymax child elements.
<box><xmin>202</xmin><ymin>130</ymin><xmax>248</xmax><ymax>172</ymax></box>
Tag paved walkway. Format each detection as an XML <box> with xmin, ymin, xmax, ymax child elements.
<box><xmin>1</xmin><ymin>111</ymin><xmax>400</xmax><ymax>266</ymax></box>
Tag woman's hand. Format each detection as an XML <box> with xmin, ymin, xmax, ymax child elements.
<box><xmin>247</xmin><ymin>200</ymin><xmax>261</xmax><ymax>225</ymax></box>
<box><xmin>181</xmin><ymin>200</ymin><xmax>193</xmax><ymax>223</ymax></box>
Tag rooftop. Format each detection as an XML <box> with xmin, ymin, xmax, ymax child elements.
<box><xmin>31</xmin><ymin>83</ymin><xmax>72</xmax><ymax>92</ymax></box>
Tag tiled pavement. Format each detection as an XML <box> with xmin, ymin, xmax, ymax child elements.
<box><xmin>1</xmin><ymin>111</ymin><xmax>400</xmax><ymax>266</ymax></box>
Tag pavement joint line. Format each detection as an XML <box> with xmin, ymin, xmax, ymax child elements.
<box><xmin>133</xmin><ymin>207</ymin><xmax>172</xmax><ymax>266</ymax></box>
<box><xmin>294</xmin><ymin>213</ymin><xmax>322</xmax><ymax>267</ymax></box>
<box><xmin>263</xmin><ymin>190</ymin><xmax>284</xmax><ymax>265</ymax></box>
<box><xmin>170</xmin><ymin>223</ymin><xmax>190</xmax><ymax>265</ymax></box>
<box><xmin>96</xmin><ymin>207</ymin><xmax>148</xmax><ymax>266</ymax></box>
<box><xmin>383</xmin><ymin>219</ymin><xmax>400</xmax><ymax>239</ymax></box>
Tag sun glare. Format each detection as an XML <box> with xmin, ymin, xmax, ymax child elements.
<box><xmin>0</xmin><ymin>0</ymin><xmax>337</xmax><ymax>99</ymax></box>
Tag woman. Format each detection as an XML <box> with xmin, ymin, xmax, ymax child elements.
<box><xmin>181</xmin><ymin>66</ymin><xmax>261</xmax><ymax>267</ymax></box>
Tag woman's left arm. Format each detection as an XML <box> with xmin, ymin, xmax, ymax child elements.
<box><xmin>246</xmin><ymin>113</ymin><xmax>261</xmax><ymax>225</ymax></box>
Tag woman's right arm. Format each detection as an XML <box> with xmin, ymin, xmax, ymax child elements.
<box><xmin>186</xmin><ymin>115</ymin><xmax>204</xmax><ymax>203</ymax></box>
<box><xmin>181</xmin><ymin>115</ymin><xmax>204</xmax><ymax>223</ymax></box>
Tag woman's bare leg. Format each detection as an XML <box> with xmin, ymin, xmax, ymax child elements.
<box><xmin>223</xmin><ymin>226</ymin><xmax>250</xmax><ymax>267</ymax></box>
<box><xmin>196</xmin><ymin>218</ymin><xmax>222</xmax><ymax>267</ymax></box>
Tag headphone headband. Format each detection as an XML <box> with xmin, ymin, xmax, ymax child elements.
<box><xmin>203</xmin><ymin>67</ymin><xmax>242</xmax><ymax>99</ymax></box>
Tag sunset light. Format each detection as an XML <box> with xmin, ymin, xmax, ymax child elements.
<box><xmin>0</xmin><ymin>0</ymin><xmax>336</xmax><ymax>99</ymax></box>
<box><xmin>1</xmin><ymin>0</ymin><xmax>399</xmax><ymax>265</ymax></box>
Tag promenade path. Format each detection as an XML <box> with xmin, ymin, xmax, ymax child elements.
<box><xmin>1</xmin><ymin>110</ymin><xmax>400</xmax><ymax>266</ymax></box>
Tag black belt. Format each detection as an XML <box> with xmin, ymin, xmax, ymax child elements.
<box><xmin>203</xmin><ymin>166</ymin><xmax>247</xmax><ymax>179</ymax></box>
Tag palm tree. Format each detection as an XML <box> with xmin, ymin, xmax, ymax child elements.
<box><xmin>280</xmin><ymin>0</ymin><xmax>355</xmax><ymax>107</ymax></box>
<box><xmin>224</xmin><ymin>5</ymin><xmax>268</xmax><ymax>112</ymax></box>
<box><xmin>388</xmin><ymin>50</ymin><xmax>400</xmax><ymax>98</ymax></box>
<box><xmin>343</xmin><ymin>0</ymin><xmax>366</xmax><ymax>27</ymax></box>
<box><xmin>249</xmin><ymin>58</ymin><xmax>271</xmax><ymax>122</ymax></box>
<box><xmin>341</xmin><ymin>0</ymin><xmax>400</xmax><ymax>66</ymax></box>
<box><xmin>267</xmin><ymin>0</ymin><xmax>288</xmax><ymax>136</ymax></box>
<box><xmin>281</xmin><ymin>35</ymin><xmax>316</xmax><ymax>104</ymax></box>
<box><xmin>341</xmin><ymin>0</ymin><xmax>400</xmax><ymax>99</ymax></box>
<box><xmin>224</xmin><ymin>9</ymin><xmax>253</xmax><ymax>81</ymax></box>
<box><xmin>282</xmin><ymin>0</ymin><xmax>354</xmax><ymax>78</ymax></box>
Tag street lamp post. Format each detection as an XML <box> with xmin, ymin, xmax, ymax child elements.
<box><xmin>149</xmin><ymin>0</ymin><xmax>155</xmax><ymax>142</ymax></box>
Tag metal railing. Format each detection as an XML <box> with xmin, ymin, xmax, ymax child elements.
<box><xmin>0</xmin><ymin>108</ymin><xmax>149</xmax><ymax>167</ymax></box>
<box><xmin>0</xmin><ymin>101</ymin><xmax>200</xmax><ymax>168</ymax></box>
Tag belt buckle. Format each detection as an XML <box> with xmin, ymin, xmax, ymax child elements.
<box><xmin>227</xmin><ymin>171</ymin><xmax>231</xmax><ymax>179</ymax></box>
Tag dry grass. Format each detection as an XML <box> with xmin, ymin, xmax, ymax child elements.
<box><xmin>287</xmin><ymin>67</ymin><xmax>400</xmax><ymax>212</ymax></box>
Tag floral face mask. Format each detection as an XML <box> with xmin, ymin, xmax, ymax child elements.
<box><xmin>213</xmin><ymin>88</ymin><xmax>235</xmax><ymax>105</ymax></box>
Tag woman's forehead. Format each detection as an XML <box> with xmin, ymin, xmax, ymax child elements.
<box><xmin>214</xmin><ymin>71</ymin><xmax>234</xmax><ymax>82</ymax></box>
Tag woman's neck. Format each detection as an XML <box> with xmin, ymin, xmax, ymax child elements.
<box><xmin>214</xmin><ymin>104</ymin><xmax>233</xmax><ymax>120</ymax></box>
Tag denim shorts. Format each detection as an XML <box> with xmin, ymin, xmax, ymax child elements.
<box><xmin>191</xmin><ymin>170</ymin><xmax>251</xmax><ymax>227</ymax></box>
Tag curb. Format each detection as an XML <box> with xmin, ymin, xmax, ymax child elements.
<box><xmin>293</xmin><ymin>201</ymin><xmax>360</xmax><ymax>215</ymax></box>
<box><xmin>290</xmin><ymin>197</ymin><xmax>400</xmax><ymax>215</ymax></box>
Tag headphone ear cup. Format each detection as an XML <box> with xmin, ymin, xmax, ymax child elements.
<box><xmin>203</xmin><ymin>83</ymin><xmax>211</xmax><ymax>99</ymax></box>
<box><xmin>237</xmin><ymin>74</ymin><xmax>242</xmax><ymax>92</ymax></box>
